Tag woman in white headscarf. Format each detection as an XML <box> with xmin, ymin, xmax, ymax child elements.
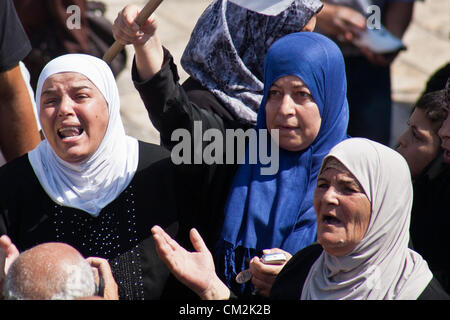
<box><xmin>272</xmin><ymin>137</ymin><xmax>449</xmax><ymax>300</ymax></box>
<box><xmin>0</xmin><ymin>53</ymin><xmax>197</xmax><ymax>300</ymax></box>
<box><xmin>150</xmin><ymin>138</ymin><xmax>449</xmax><ymax>300</ymax></box>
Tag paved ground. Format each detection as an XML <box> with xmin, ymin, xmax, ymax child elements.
<box><xmin>104</xmin><ymin>0</ymin><xmax>450</xmax><ymax>147</ymax></box>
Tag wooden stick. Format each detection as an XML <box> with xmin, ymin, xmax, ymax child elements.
<box><xmin>103</xmin><ymin>0</ymin><xmax>165</xmax><ymax>64</ymax></box>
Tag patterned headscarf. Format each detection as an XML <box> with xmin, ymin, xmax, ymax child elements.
<box><xmin>181</xmin><ymin>0</ymin><xmax>323</xmax><ymax>124</ymax></box>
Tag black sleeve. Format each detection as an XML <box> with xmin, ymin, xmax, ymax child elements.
<box><xmin>270</xmin><ymin>243</ymin><xmax>323</xmax><ymax>300</ymax></box>
<box><xmin>132</xmin><ymin>49</ymin><xmax>246</xmax><ymax>251</ymax></box>
<box><xmin>132</xmin><ymin>48</ymin><xmax>228</xmax><ymax>151</ymax></box>
<box><xmin>182</xmin><ymin>77</ymin><xmax>237</xmax><ymax>122</ymax></box>
<box><xmin>0</xmin><ymin>0</ymin><xmax>31</xmax><ymax>72</ymax></box>
<box><xmin>0</xmin><ymin>154</ymin><xmax>39</xmax><ymax>242</ymax></box>
<box><xmin>417</xmin><ymin>277</ymin><xmax>450</xmax><ymax>300</ymax></box>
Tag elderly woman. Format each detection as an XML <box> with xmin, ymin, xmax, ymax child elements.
<box><xmin>151</xmin><ymin>138</ymin><xmax>450</xmax><ymax>300</ymax></box>
<box><xmin>0</xmin><ymin>53</ymin><xmax>197</xmax><ymax>300</ymax></box>
<box><xmin>114</xmin><ymin>3</ymin><xmax>349</xmax><ymax>296</ymax></box>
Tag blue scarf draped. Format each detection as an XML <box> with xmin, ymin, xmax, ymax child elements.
<box><xmin>215</xmin><ymin>32</ymin><xmax>350</xmax><ymax>295</ymax></box>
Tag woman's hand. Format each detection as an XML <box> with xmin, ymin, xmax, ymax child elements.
<box><xmin>112</xmin><ymin>4</ymin><xmax>158</xmax><ymax>47</ymax></box>
<box><xmin>316</xmin><ymin>3</ymin><xmax>366</xmax><ymax>43</ymax></box>
<box><xmin>151</xmin><ymin>225</ymin><xmax>230</xmax><ymax>300</ymax></box>
<box><xmin>249</xmin><ymin>248</ymin><xmax>292</xmax><ymax>297</ymax></box>
<box><xmin>112</xmin><ymin>4</ymin><xmax>164</xmax><ymax>81</ymax></box>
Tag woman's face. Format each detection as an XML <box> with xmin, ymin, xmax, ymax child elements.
<box><xmin>265</xmin><ymin>75</ymin><xmax>321</xmax><ymax>152</ymax></box>
<box><xmin>396</xmin><ymin>108</ymin><xmax>441</xmax><ymax>177</ymax></box>
<box><xmin>314</xmin><ymin>159</ymin><xmax>371</xmax><ymax>256</ymax></box>
<box><xmin>39</xmin><ymin>72</ymin><xmax>109</xmax><ymax>163</ymax></box>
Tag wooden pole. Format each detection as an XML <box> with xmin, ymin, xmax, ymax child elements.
<box><xmin>103</xmin><ymin>0</ymin><xmax>165</xmax><ymax>64</ymax></box>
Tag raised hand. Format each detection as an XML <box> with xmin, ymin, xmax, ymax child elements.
<box><xmin>151</xmin><ymin>225</ymin><xmax>230</xmax><ymax>300</ymax></box>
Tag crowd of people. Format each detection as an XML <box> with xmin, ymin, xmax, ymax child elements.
<box><xmin>0</xmin><ymin>0</ymin><xmax>449</xmax><ymax>301</ymax></box>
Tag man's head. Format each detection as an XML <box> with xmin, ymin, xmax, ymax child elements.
<box><xmin>2</xmin><ymin>242</ymin><xmax>96</xmax><ymax>300</ymax></box>
<box><xmin>397</xmin><ymin>89</ymin><xmax>447</xmax><ymax>176</ymax></box>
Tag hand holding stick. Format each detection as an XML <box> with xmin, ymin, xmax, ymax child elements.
<box><xmin>103</xmin><ymin>0</ymin><xmax>165</xmax><ymax>64</ymax></box>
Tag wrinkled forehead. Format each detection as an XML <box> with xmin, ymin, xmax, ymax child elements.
<box><xmin>36</xmin><ymin>54</ymin><xmax>112</xmax><ymax>105</ymax></box>
<box><xmin>321</xmin><ymin>139</ymin><xmax>379</xmax><ymax>199</ymax></box>
<box><xmin>41</xmin><ymin>72</ymin><xmax>97</xmax><ymax>91</ymax></box>
<box><xmin>320</xmin><ymin>156</ymin><xmax>365</xmax><ymax>191</ymax></box>
<box><xmin>321</xmin><ymin>157</ymin><xmax>351</xmax><ymax>176</ymax></box>
<box><xmin>37</xmin><ymin>72</ymin><xmax>109</xmax><ymax>124</ymax></box>
<box><xmin>269</xmin><ymin>74</ymin><xmax>309</xmax><ymax>89</ymax></box>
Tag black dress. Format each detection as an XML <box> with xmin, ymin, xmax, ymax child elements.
<box><xmin>409</xmin><ymin>155</ymin><xmax>450</xmax><ymax>294</ymax></box>
<box><xmin>0</xmin><ymin>141</ymin><xmax>198</xmax><ymax>300</ymax></box>
<box><xmin>270</xmin><ymin>243</ymin><xmax>450</xmax><ymax>300</ymax></box>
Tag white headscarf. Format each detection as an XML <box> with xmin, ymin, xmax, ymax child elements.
<box><xmin>29</xmin><ymin>54</ymin><xmax>139</xmax><ymax>217</ymax></box>
<box><xmin>301</xmin><ymin>138</ymin><xmax>433</xmax><ymax>300</ymax></box>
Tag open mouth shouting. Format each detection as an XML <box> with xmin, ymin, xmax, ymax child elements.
<box><xmin>57</xmin><ymin>125</ymin><xmax>85</xmax><ymax>142</ymax></box>
<box><xmin>321</xmin><ymin>213</ymin><xmax>342</xmax><ymax>226</ymax></box>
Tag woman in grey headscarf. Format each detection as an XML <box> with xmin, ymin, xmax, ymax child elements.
<box><xmin>150</xmin><ymin>138</ymin><xmax>449</xmax><ymax>300</ymax></box>
<box><xmin>296</xmin><ymin>137</ymin><xmax>438</xmax><ymax>299</ymax></box>
<box><xmin>180</xmin><ymin>0</ymin><xmax>323</xmax><ymax>125</ymax></box>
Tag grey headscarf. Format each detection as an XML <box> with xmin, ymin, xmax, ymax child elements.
<box><xmin>301</xmin><ymin>138</ymin><xmax>433</xmax><ymax>300</ymax></box>
<box><xmin>181</xmin><ymin>0</ymin><xmax>323</xmax><ymax>124</ymax></box>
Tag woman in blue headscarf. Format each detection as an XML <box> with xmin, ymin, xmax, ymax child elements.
<box><xmin>217</xmin><ymin>32</ymin><xmax>349</xmax><ymax>296</ymax></box>
<box><xmin>118</xmin><ymin>10</ymin><xmax>349</xmax><ymax>297</ymax></box>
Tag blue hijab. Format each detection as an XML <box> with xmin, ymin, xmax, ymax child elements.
<box><xmin>216</xmin><ymin>32</ymin><xmax>349</xmax><ymax>293</ymax></box>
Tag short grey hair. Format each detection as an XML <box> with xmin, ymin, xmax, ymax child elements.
<box><xmin>3</xmin><ymin>253</ymin><xmax>96</xmax><ymax>300</ymax></box>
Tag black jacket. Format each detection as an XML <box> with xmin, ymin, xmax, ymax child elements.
<box><xmin>270</xmin><ymin>243</ymin><xmax>450</xmax><ymax>300</ymax></box>
<box><xmin>409</xmin><ymin>155</ymin><xmax>450</xmax><ymax>294</ymax></box>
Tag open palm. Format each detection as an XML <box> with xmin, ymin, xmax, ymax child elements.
<box><xmin>151</xmin><ymin>225</ymin><xmax>217</xmax><ymax>298</ymax></box>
